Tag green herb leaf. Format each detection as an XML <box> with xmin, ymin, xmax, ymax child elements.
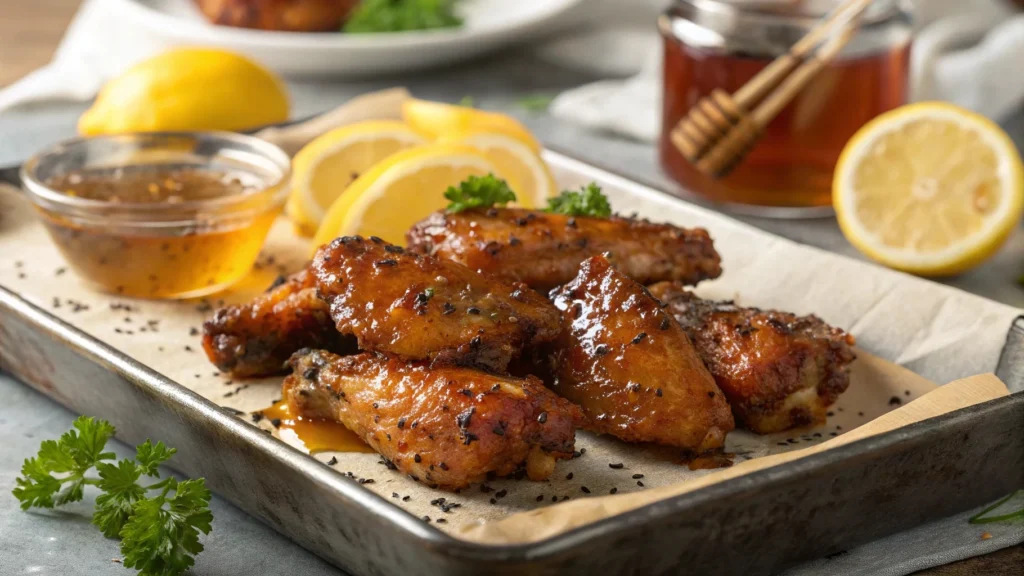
<box><xmin>344</xmin><ymin>0</ymin><xmax>463</xmax><ymax>33</ymax></box>
<box><xmin>12</xmin><ymin>416</ymin><xmax>117</xmax><ymax>510</ymax></box>
<box><xmin>93</xmin><ymin>459</ymin><xmax>147</xmax><ymax>538</ymax></box>
<box><xmin>545</xmin><ymin>183</ymin><xmax>612</xmax><ymax>218</ymax></box>
<box><xmin>135</xmin><ymin>441</ymin><xmax>177</xmax><ymax>477</ymax></box>
<box><xmin>12</xmin><ymin>457</ymin><xmax>63</xmax><ymax>510</ymax></box>
<box><xmin>517</xmin><ymin>94</ymin><xmax>555</xmax><ymax>113</ymax></box>
<box><xmin>969</xmin><ymin>490</ymin><xmax>1024</xmax><ymax>524</ymax></box>
<box><xmin>120</xmin><ymin>479</ymin><xmax>213</xmax><ymax>576</ymax></box>
<box><xmin>444</xmin><ymin>174</ymin><xmax>517</xmax><ymax>213</ymax></box>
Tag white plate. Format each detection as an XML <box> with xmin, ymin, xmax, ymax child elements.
<box><xmin>112</xmin><ymin>0</ymin><xmax>585</xmax><ymax>77</ymax></box>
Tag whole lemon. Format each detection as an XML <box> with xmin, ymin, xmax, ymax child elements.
<box><xmin>79</xmin><ymin>48</ymin><xmax>290</xmax><ymax>135</ymax></box>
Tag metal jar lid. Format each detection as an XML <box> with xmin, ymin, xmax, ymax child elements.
<box><xmin>661</xmin><ymin>0</ymin><xmax>912</xmax><ymax>59</ymax></box>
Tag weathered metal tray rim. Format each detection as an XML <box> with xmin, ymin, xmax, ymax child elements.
<box><xmin>3</xmin><ymin>282</ymin><xmax>1020</xmax><ymax>563</ymax></box>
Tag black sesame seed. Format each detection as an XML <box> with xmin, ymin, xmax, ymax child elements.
<box><xmin>631</xmin><ymin>332</ymin><xmax>647</xmax><ymax>344</ymax></box>
<box><xmin>594</xmin><ymin>344</ymin><xmax>609</xmax><ymax>356</ymax></box>
<box><xmin>609</xmin><ymin>487</ymin><xmax>618</xmax><ymax>494</ymax></box>
<box><xmin>384</xmin><ymin>245</ymin><xmax>404</xmax><ymax>254</ymax></box>
<box><xmin>608</xmin><ymin>463</ymin><xmax>624</xmax><ymax>469</ymax></box>
<box><xmin>442</xmin><ymin>302</ymin><xmax>456</xmax><ymax>315</ymax></box>
<box><xmin>655</xmin><ymin>388</ymin><xmax>663</xmax><ymax>397</ymax></box>
<box><xmin>536</xmin><ymin>495</ymin><xmax>544</xmax><ymax>502</ymax></box>
<box><xmin>492</xmin><ymin>426</ymin><xmax>505</xmax><ymax>436</ymax></box>
<box><xmin>403</xmin><ymin>495</ymin><xmax>411</xmax><ymax>502</ymax></box>
<box><xmin>414</xmin><ymin>454</ymin><xmax>422</xmax><ymax>463</ymax></box>
<box><xmin>637</xmin><ymin>481</ymin><xmax>645</xmax><ymax>487</ymax></box>
<box><xmin>467</xmin><ymin>306</ymin><xmax>481</xmax><ymax>315</ymax></box>
<box><xmin>369</xmin><ymin>236</ymin><xmax>384</xmax><ymax>244</ymax></box>
<box><xmin>566</xmin><ymin>472</ymin><xmax>574</xmax><ymax>480</ymax></box>
<box><xmin>495</xmin><ymin>489</ymin><xmax>508</xmax><ymax>499</ymax></box>
<box><xmin>398</xmin><ymin>417</ymin><xmax>407</xmax><ymax>429</ymax></box>
<box><xmin>327</xmin><ymin>457</ymin><xmax>338</xmax><ymax>466</ymax></box>
<box><xmin>537</xmin><ymin>412</ymin><xmax>548</xmax><ymax>424</ymax></box>
<box><xmin>270</xmin><ymin>419</ymin><xmax>282</xmax><ymax>428</ymax></box>
<box><xmin>375</xmin><ymin>259</ymin><xmax>398</xmax><ymax>267</ymax></box>
<box><xmin>659</xmin><ymin>317</ymin><xmax>671</xmax><ymax>330</ymax></box>
<box><xmin>707</xmin><ymin>391</ymin><xmax>715</xmax><ymax>398</ymax></box>
<box><xmin>580</xmin><ymin>486</ymin><xmax>591</xmax><ymax>494</ymax></box>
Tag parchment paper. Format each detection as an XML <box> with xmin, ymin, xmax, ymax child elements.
<box><xmin>0</xmin><ymin>96</ymin><xmax>1020</xmax><ymax>540</ymax></box>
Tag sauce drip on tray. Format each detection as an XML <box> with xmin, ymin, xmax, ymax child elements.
<box><xmin>259</xmin><ymin>402</ymin><xmax>373</xmax><ymax>455</ymax></box>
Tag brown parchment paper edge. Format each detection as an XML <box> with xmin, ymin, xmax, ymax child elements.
<box><xmin>454</xmin><ymin>373</ymin><xmax>1010</xmax><ymax>545</ymax></box>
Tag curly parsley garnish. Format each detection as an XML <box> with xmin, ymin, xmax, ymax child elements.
<box><xmin>545</xmin><ymin>183</ymin><xmax>612</xmax><ymax>218</ymax></box>
<box><xmin>344</xmin><ymin>0</ymin><xmax>463</xmax><ymax>33</ymax></box>
<box><xmin>444</xmin><ymin>174</ymin><xmax>517</xmax><ymax>213</ymax></box>
<box><xmin>13</xmin><ymin>416</ymin><xmax>212</xmax><ymax>576</ymax></box>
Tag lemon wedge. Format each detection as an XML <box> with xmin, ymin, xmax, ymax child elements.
<box><xmin>312</xmin><ymin>144</ymin><xmax>509</xmax><ymax>249</ymax></box>
<box><xmin>402</xmin><ymin>98</ymin><xmax>542</xmax><ymax>152</ymax></box>
<box><xmin>834</xmin><ymin>102</ymin><xmax>1024</xmax><ymax>276</ymax></box>
<box><xmin>438</xmin><ymin>131</ymin><xmax>556</xmax><ymax>208</ymax></box>
<box><xmin>290</xmin><ymin>121</ymin><xmax>426</xmax><ymax>232</ymax></box>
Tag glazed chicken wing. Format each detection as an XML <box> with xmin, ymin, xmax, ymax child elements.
<box><xmin>202</xmin><ymin>270</ymin><xmax>353</xmax><ymax>377</ymax></box>
<box><xmin>547</xmin><ymin>256</ymin><xmax>734</xmax><ymax>452</ymax></box>
<box><xmin>647</xmin><ymin>282</ymin><xmax>856</xmax><ymax>434</ymax></box>
<box><xmin>193</xmin><ymin>0</ymin><xmax>359</xmax><ymax>32</ymax></box>
<box><xmin>311</xmin><ymin>236</ymin><xmax>561</xmax><ymax>373</ymax></box>
<box><xmin>284</xmin><ymin>349</ymin><xmax>580</xmax><ymax>489</ymax></box>
<box><xmin>407</xmin><ymin>208</ymin><xmax>722</xmax><ymax>292</ymax></box>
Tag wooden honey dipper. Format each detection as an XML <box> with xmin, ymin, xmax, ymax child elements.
<box><xmin>670</xmin><ymin>0</ymin><xmax>875</xmax><ymax>178</ymax></box>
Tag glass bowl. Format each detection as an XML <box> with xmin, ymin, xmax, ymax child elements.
<box><xmin>21</xmin><ymin>132</ymin><xmax>291</xmax><ymax>299</ymax></box>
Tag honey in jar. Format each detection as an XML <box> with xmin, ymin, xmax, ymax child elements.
<box><xmin>660</xmin><ymin>0</ymin><xmax>912</xmax><ymax>215</ymax></box>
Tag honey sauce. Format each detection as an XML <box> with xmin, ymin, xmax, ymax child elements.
<box><xmin>259</xmin><ymin>402</ymin><xmax>373</xmax><ymax>455</ymax></box>
<box><xmin>39</xmin><ymin>168</ymin><xmax>281</xmax><ymax>299</ymax></box>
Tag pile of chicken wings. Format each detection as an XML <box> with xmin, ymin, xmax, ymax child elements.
<box><xmin>203</xmin><ymin>205</ymin><xmax>855</xmax><ymax>489</ymax></box>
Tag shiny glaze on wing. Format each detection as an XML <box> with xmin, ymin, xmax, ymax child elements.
<box><xmin>548</xmin><ymin>256</ymin><xmax>734</xmax><ymax>452</ymax></box>
<box><xmin>284</xmin><ymin>350</ymin><xmax>580</xmax><ymax>489</ymax></box>
<box><xmin>202</xmin><ymin>270</ymin><xmax>353</xmax><ymax>377</ymax></box>
<box><xmin>406</xmin><ymin>208</ymin><xmax>722</xmax><ymax>291</ymax></box>
<box><xmin>311</xmin><ymin>236</ymin><xmax>561</xmax><ymax>373</ymax></box>
<box><xmin>648</xmin><ymin>282</ymin><xmax>856</xmax><ymax>434</ymax></box>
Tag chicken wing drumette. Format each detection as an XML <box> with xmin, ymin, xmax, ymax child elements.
<box><xmin>202</xmin><ymin>270</ymin><xmax>353</xmax><ymax>377</ymax></box>
<box><xmin>407</xmin><ymin>208</ymin><xmax>722</xmax><ymax>292</ymax></box>
<box><xmin>311</xmin><ymin>235</ymin><xmax>561</xmax><ymax>373</ymax></box>
<box><xmin>647</xmin><ymin>282</ymin><xmax>856</xmax><ymax>434</ymax></box>
<box><xmin>546</xmin><ymin>255</ymin><xmax>734</xmax><ymax>452</ymax></box>
<box><xmin>284</xmin><ymin>349</ymin><xmax>580</xmax><ymax>489</ymax></box>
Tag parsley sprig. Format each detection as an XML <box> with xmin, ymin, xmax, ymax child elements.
<box><xmin>344</xmin><ymin>0</ymin><xmax>463</xmax><ymax>33</ymax></box>
<box><xmin>444</xmin><ymin>174</ymin><xmax>517</xmax><ymax>213</ymax></box>
<box><xmin>13</xmin><ymin>416</ymin><xmax>212</xmax><ymax>576</ymax></box>
<box><xmin>545</xmin><ymin>183</ymin><xmax>613</xmax><ymax>218</ymax></box>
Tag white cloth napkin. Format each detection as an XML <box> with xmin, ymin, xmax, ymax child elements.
<box><xmin>546</xmin><ymin>0</ymin><xmax>1024</xmax><ymax>142</ymax></box>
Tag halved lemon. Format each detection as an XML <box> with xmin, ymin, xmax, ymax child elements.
<box><xmin>438</xmin><ymin>130</ymin><xmax>556</xmax><ymax>208</ymax></box>
<box><xmin>313</xmin><ymin>144</ymin><xmax>512</xmax><ymax>249</ymax></box>
<box><xmin>401</xmin><ymin>98</ymin><xmax>542</xmax><ymax>152</ymax></box>
<box><xmin>834</xmin><ymin>102</ymin><xmax>1024</xmax><ymax>276</ymax></box>
<box><xmin>289</xmin><ymin>121</ymin><xmax>426</xmax><ymax>233</ymax></box>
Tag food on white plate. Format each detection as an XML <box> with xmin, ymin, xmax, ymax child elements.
<box><xmin>193</xmin><ymin>0</ymin><xmax>360</xmax><ymax>31</ymax></box>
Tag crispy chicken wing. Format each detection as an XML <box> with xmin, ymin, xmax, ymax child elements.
<box><xmin>284</xmin><ymin>349</ymin><xmax>580</xmax><ymax>489</ymax></box>
<box><xmin>547</xmin><ymin>256</ymin><xmax>734</xmax><ymax>452</ymax></box>
<box><xmin>202</xmin><ymin>270</ymin><xmax>353</xmax><ymax>377</ymax></box>
<box><xmin>407</xmin><ymin>208</ymin><xmax>722</xmax><ymax>291</ymax></box>
<box><xmin>647</xmin><ymin>282</ymin><xmax>857</xmax><ymax>434</ymax></box>
<box><xmin>311</xmin><ymin>236</ymin><xmax>561</xmax><ymax>373</ymax></box>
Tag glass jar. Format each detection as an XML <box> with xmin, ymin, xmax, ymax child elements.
<box><xmin>660</xmin><ymin>0</ymin><xmax>913</xmax><ymax>216</ymax></box>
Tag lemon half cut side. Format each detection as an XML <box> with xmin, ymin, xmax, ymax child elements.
<box><xmin>833</xmin><ymin>102</ymin><xmax>1024</xmax><ymax>276</ymax></box>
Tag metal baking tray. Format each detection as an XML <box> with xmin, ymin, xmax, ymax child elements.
<box><xmin>1</xmin><ymin>153</ymin><xmax>1022</xmax><ymax>576</ymax></box>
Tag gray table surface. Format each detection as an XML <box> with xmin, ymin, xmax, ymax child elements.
<box><xmin>1</xmin><ymin>51</ymin><xmax>1022</xmax><ymax>575</ymax></box>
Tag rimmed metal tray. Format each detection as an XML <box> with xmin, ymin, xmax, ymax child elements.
<box><xmin>1</xmin><ymin>152</ymin><xmax>1022</xmax><ymax>576</ymax></box>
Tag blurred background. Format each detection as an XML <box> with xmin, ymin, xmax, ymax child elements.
<box><xmin>1</xmin><ymin>0</ymin><xmax>1022</xmax><ymax>308</ymax></box>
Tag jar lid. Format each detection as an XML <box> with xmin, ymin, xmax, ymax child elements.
<box><xmin>663</xmin><ymin>0</ymin><xmax>911</xmax><ymax>57</ymax></box>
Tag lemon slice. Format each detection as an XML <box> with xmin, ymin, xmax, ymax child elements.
<box><xmin>438</xmin><ymin>131</ymin><xmax>557</xmax><ymax>208</ymax></box>
<box><xmin>834</xmin><ymin>102</ymin><xmax>1024</xmax><ymax>276</ymax></box>
<box><xmin>290</xmin><ymin>121</ymin><xmax>426</xmax><ymax>232</ymax></box>
<box><xmin>402</xmin><ymin>98</ymin><xmax>542</xmax><ymax>152</ymax></box>
<box><xmin>313</xmin><ymin>144</ymin><xmax>510</xmax><ymax>249</ymax></box>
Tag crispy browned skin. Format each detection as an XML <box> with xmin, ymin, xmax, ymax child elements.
<box><xmin>284</xmin><ymin>350</ymin><xmax>580</xmax><ymax>489</ymax></box>
<box><xmin>311</xmin><ymin>236</ymin><xmax>561</xmax><ymax>373</ymax></box>
<box><xmin>648</xmin><ymin>282</ymin><xmax>857</xmax><ymax>434</ymax></box>
<box><xmin>406</xmin><ymin>208</ymin><xmax>722</xmax><ymax>292</ymax></box>
<box><xmin>202</xmin><ymin>270</ymin><xmax>353</xmax><ymax>378</ymax></box>
<box><xmin>547</xmin><ymin>256</ymin><xmax>734</xmax><ymax>452</ymax></box>
<box><xmin>193</xmin><ymin>0</ymin><xmax>359</xmax><ymax>32</ymax></box>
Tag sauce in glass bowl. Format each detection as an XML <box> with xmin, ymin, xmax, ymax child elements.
<box><xmin>21</xmin><ymin>133</ymin><xmax>291</xmax><ymax>299</ymax></box>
